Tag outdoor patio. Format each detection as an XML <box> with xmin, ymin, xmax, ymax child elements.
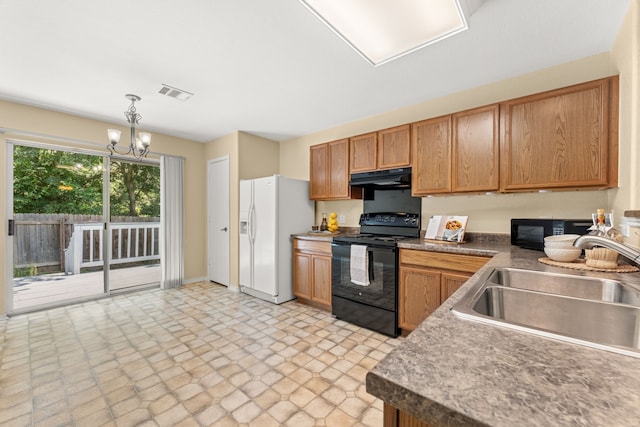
<box><xmin>12</xmin><ymin>263</ymin><xmax>161</xmax><ymax>311</ymax></box>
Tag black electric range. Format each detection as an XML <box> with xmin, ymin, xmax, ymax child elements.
<box><xmin>331</xmin><ymin>212</ymin><xmax>420</xmax><ymax>337</ymax></box>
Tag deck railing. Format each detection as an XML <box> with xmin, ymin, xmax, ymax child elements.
<box><xmin>64</xmin><ymin>222</ymin><xmax>160</xmax><ymax>274</ymax></box>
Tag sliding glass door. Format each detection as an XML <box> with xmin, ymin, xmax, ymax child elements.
<box><xmin>108</xmin><ymin>159</ymin><xmax>161</xmax><ymax>291</ymax></box>
<box><xmin>10</xmin><ymin>144</ymin><xmax>107</xmax><ymax>311</ymax></box>
<box><xmin>8</xmin><ymin>142</ymin><xmax>161</xmax><ymax>313</ymax></box>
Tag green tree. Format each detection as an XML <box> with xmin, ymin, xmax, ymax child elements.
<box><xmin>109</xmin><ymin>161</ymin><xmax>160</xmax><ymax>217</ymax></box>
<box><xmin>13</xmin><ymin>145</ymin><xmax>160</xmax><ymax>217</ymax></box>
<box><xmin>13</xmin><ymin>146</ymin><xmax>103</xmax><ymax>214</ymax></box>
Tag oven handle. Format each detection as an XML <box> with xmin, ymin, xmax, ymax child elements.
<box><xmin>331</xmin><ymin>242</ymin><xmax>397</xmax><ymax>252</ymax></box>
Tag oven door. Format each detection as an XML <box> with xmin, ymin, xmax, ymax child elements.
<box><xmin>331</xmin><ymin>243</ymin><xmax>398</xmax><ymax>336</ymax></box>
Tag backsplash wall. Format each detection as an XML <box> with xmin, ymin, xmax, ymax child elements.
<box><xmin>315</xmin><ymin>189</ymin><xmax>611</xmax><ymax>233</ymax></box>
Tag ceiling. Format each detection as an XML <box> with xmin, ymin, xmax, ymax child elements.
<box><xmin>0</xmin><ymin>0</ymin><xmax>631</xmax><ymax>143</ymax></box>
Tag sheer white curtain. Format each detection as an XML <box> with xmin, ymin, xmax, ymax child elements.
<box><xmin>160</xmin><ymin>155</ymin><xmax>184</xmax><ymax>289</ymax></box>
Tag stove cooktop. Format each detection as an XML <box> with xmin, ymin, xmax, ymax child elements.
<box><xmin>332</xmin><ymin>233</ymin><xmax>417</xmax><ymax>247</ymax></box>
<box><xmin>333</xmin><ymin>212</ymin><xmax>420</xmax><ymax>246</ymax></box>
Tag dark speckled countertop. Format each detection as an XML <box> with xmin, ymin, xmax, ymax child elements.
<box><xmin>366</xmin><ymin>242</ymin><xmax>640</xmax><ymax>427</ymax></box>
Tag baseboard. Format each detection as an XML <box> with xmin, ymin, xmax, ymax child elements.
<box><xmin>184</xmin><ymin>276</ymin><xmax>206</xmax><ymax>285</ymax></box>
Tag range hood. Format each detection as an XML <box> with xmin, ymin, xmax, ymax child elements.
<box><xmin>349</xmin><ymin>167</ymin><xmax>411</xmax><ymax>188</ymax></box>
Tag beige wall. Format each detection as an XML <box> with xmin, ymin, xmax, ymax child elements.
<box><xmin>611</xmin><ymin>0</ymin><xmax>640</xmax><ymax>218</ymax></box>
<box><xmin>0</xmin><ymin>101</ymin><xmax>207</xmax><ymax>315</ymax></box>
<box><xmin>280</xmin><ymin>51</ymin><xmax>625</xmax><ymax>230</ymax></box>
<box><xmin>238</xmin><ymin>131</ymin><xmax>279</xmax><ymax>179</ymax></box>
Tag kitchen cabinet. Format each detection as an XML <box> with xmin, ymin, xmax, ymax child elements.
<box><xmin>398</xmin><ymin>249</ymin><xmax>489</xmax><ymax>333</ymax></box>
<box><xmin>384</xmin><ymin>403</ymin><xmax>432</xmax><ymax>427</ymax></box>
<box><xmin>411</xmin><ymin>105</ymin><xmax>499</xmax><ymax>196</ymax></box>
<box><xmin>452</xmin><ymin>104</ymin><xmax>499</xmax><ymax>192</ymax></box>
<box><xmin>349</xmin><ymin>132</ymin><xmax>377</xmax><ymax>173</ymax></box>
<box><xmin>378</xmin><ymin>124</ymin><xmax>411</xmax><ymax>170</ymax></box>
<box><xmin>350</xmin><ymin>125</ymin><xmax>411</xmax><ymax>173</ymax></box>
<box><xmin>500</xmin><ymin>75</ymin><xmax>619</xmax><ymax>191</ymax></box>
<box><xmin>293</xmin><ymin>238</ymin><xmax>332</xmax><ymax>311</ymax></box>
<box><xmin>411</xmin><ymin>116</ymin><xmax>452</xmax><ymax>195</ymax></box>
<box><xmin>309</xmin><ymin>139</ymin><xmax>362</xmax><ymax>200</ymax></box>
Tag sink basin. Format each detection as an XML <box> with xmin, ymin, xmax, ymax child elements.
<box><xmin>485</xmin><ymin>268</ymin><xmax>640</xmax><ymax>306</ymax></box>
<box><xmin>452</xmin><ymin>268</ymin><xmax>640</xmax><ymax>358</ymax></box>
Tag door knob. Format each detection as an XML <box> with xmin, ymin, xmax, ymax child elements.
<box><xmin>220</xmin><ymin>227</ymin><xmax>228</xmax><ymax>232</ymax></box>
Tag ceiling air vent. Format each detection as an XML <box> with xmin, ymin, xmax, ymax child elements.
<box><xmin>158</xmin><ymin>84</ymin><xmax>194</xmax><ymax>101</ymax></box>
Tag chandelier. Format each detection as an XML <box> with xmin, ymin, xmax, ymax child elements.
<box><xmin>106</xmin><ymin>94</ymin><xmax>151</xmax><ymax>160</ymax></box>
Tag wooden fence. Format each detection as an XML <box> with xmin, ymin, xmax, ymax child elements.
<box><xmin>13</xmin><ymin>213</ymin><xmax>160</xmax><ymax>273</ymax></box>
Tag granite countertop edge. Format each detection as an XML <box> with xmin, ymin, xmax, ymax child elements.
<box><xmin>366</xmin><ymin>249</ymin><xmax>640</xmax><ymax>427</ymax></box>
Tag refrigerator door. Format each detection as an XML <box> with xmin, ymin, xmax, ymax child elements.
<box><xmin>239</xmin><ymin>179</ymin><xmax>253</xmax><ymax>288</ymax></box>
<box><xmin>252</xmin><ymin>176</ymin><xmax>278</xmax><ymax>296</ymax></box>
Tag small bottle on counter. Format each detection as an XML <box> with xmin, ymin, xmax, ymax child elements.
<box><xmin>320</xmin><ymin>213</ymin><xmax>328</xmax><ymax>231</ymax></box>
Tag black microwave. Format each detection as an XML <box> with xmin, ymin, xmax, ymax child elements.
<box><xmin>511</xmin><ymin>218</ymin><xmax>592</xmax><ymax>251</ymax></box>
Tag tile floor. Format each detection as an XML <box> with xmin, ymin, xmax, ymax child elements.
<box><xmin>0</xmin><ymin>282</ymin><xmax>401</xmax><ymax>426</ymax></box>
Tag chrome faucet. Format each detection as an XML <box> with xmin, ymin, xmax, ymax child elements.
<box><xmin>574</xmin><ymin>235</ymin><xmax>640</xmax><ymax>266</ymax></box>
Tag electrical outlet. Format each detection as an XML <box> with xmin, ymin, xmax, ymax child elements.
<box><xmin>339</xmin><ymin>214</ymin><xmax>346</xmax><ymax>224</ymax></box>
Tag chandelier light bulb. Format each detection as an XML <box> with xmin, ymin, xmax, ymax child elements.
<box><xmin>107</xmin><ymin>128</ymin><xmax>121</xmax><ymax>145</ymax></box>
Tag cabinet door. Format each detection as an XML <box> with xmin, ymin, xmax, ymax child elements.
<box><xmin>328</xmin><ymin>138</ymin><xmax>351</xmax><ymax>199</ymax></box>
<box><xmin>411</xmin><ymin>116</ymin><xmax>452</xmax><ymax>196</ymax></box>
<box><xmin>378</xmin><ymin>125</ymin><xmax>411</xmax><ymax>170</ymax></box>
<box><xmin>452</xmin><ymin>105</ymin><xmax>499</xmax><ymax>192</ymax></box>
<box><xmin>398</xmin><ymin>266</ymin><xmax>441</xmax><ymax>331</ymax></box>
<box><xmin>350</xmin><ymin>132</ymin><xmax>377</xmax><ymax>173</ymax></box>
<box><xmin>293</xmin><ymin>252</ymin><xmax>312</xmax><ymax>300</ymax></box>
<box><xmin>312</xmin><ymin>255</ymin><xmax>332</xmax><ymax>306</ymax></box>
<box><xmin>309</xmin><ymin>143</ymin><xmax>328</xmax><ymax>200</ymax></box>
<box><xmin>441</xmin><ymin>271</ymin><xmax>472</xmax><ymax>303</ymax></box>
<box><xmin>501</xmin><ymin>77</ymin><xmax>616</xmax><ymax>190</ymax></box>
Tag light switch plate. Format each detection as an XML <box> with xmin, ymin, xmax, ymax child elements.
<box><xmin>339</xmin><ymin>214</ymin><xmax>345</xmax><ymax>224</ymax></box>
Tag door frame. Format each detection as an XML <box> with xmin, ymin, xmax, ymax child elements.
<box><xmin>4</xmin><ymin>142</ymin><xmax>14</xmax><ymax>315</ymax></box>
<box><xmin>5</xmin><ymin>139</ymin><xmax>161</xmax><ymax>314</ymax></box>
<box><xmin>207</xmin><ymin>156</ymin><xmax>230</xmax><ymax>286</ymax></box>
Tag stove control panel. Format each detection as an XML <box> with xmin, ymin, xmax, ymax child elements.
<box><xmin>360</xmin><ymin>213</ymin><xmax>420</xmax><ymax>228</ymax></box>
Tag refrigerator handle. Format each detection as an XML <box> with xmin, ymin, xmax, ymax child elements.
<box><xmin>247</xmin><ymin>203</ymin><xmax>255</xmax><ymax>243</ymax></box>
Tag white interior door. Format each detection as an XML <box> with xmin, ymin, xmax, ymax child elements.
<box><xmin>207</xmin><ymin>156</ymin><xmax>230</xmax><ymax>286</ymax></box>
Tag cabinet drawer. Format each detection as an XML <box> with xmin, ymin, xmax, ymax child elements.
<box><xmin>399</xmin><ymin>249</ymin><xmax>489</xmax><ymax>273</ymax></box>
<box><xmin>294</xmin><ymin>239</ymin><xmax>332</xmax><ymax>255</ymax></box>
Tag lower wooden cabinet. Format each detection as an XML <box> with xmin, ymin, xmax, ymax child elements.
<box><xmin>384</xmin><ymin>403</ymin><xmax>432</xmax><ymax>427</ymax></box>
<box><xmin>293</xmin><ymin>238</ymin><xmax>332</xmax><ymax>311</ymax></box>
<box><xmin>398</xmin><ymin>249</ymin><xmax>489</xmax><ymax>333</ymax></box>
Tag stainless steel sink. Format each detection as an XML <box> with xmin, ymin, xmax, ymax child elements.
<box><xmin>452</xmin><ymin>268</ymin><xmax>640</xmax><ymax>358</ymax></box>
<box><xmin>485</xmin><ymin>268</ymin><xmax>640</xmax><ymax>306</ymax></box>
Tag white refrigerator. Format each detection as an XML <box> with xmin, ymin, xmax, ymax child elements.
<box><xmin>239</xmin><ymin>175</ymin><xmax>314</xmax><ymax>304</ymax></box>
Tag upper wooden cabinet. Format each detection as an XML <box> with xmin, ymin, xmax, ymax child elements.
<box><xmin>452</xmin><ymin>104</ymin><xmax>500</xmax><ymax>193</ymax></box>
<box><xmin>310</xmin><ymin>139</ymin><xmax>362</xmax><ymax>201</ymax></box>
<box><xmin>378</xmin><ymin>125</ymin><xmax>411</xmax><ymax>170</ymax></box>
<box><xmin>500</xmin><ymin>76</ymin><xmax>619</xmax><ymax>191</ymax></box>
<box><xmin>350</xmin><ymin>125</ymin><xmax>411</xmax><ymax>173</ymax></box>
<box><xmin>313</xmin><ymin>76</ymin><xmax>618</xmax><ymax>199</ymax></box>
<box><xmin>350</xmin><ymin>132</ymin><xmax>377</xmax><ymax>173</ymax></box>
<box><xmin>411</xmin><ymin>116</ymin><xmax>452</xmax><ymax>195</ymax></box>
<box><xmin>412</xmin><ymin>105</ymin><xmax>499</xmax><ymax>196</ymax></box>
<box><xmin>309</xmin><ymin>143</ymin><xmax>329</xmax><ymax>199</ymax></box>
